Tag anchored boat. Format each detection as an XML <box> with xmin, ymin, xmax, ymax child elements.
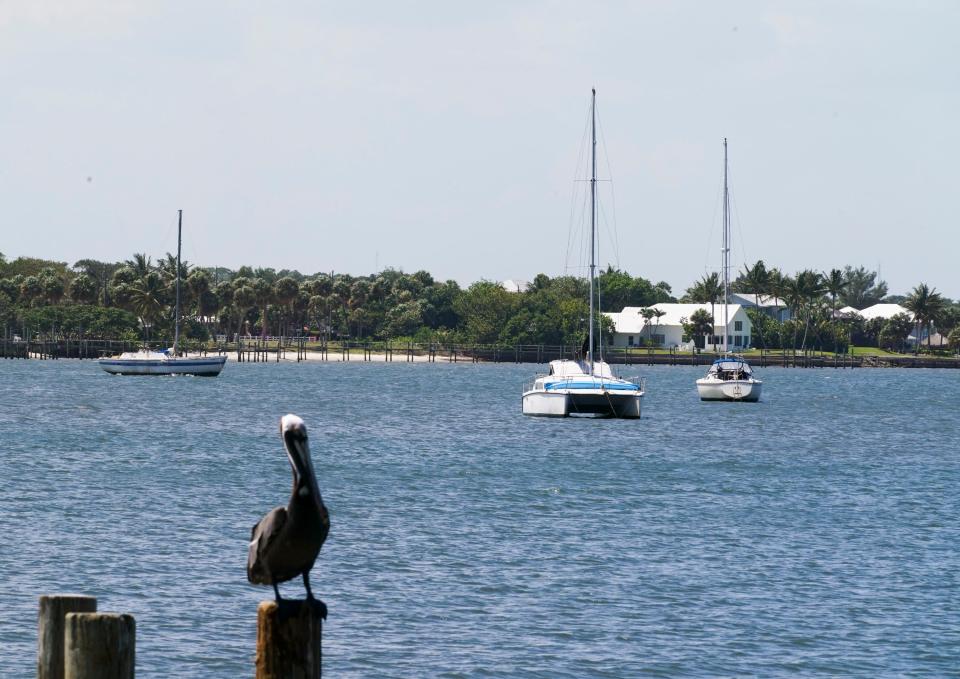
<box><xmin>100</xmin><ymin>210</ymin><xmax>227</xmax><ymax>377</ymax></box>
<box><xmin>695</xmin><ymin>139</ymin><xmax>761</xmax><ymax>401</ymax></box>
<box><xmin>522</xmin><ymin>89</ymin><xmax>644</xmax><ymax>418</ymax></box>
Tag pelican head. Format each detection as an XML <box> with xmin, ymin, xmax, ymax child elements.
<box><xmin>280</xmin><ymin>414</ymin><xmax>319</xmax><ymax>500</ymax></box>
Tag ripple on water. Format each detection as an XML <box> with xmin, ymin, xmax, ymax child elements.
<box><xmin>0</xmin><ymin>361</ymin><xmax>958</xmax><ymax>677</ymax></box>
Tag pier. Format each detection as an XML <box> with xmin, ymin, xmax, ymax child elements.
<box><xmin>4</xmin><ymin>336</ymin><xmax>960</xmax><ymax>368</ymax></box>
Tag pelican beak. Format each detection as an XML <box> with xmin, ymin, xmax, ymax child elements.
<box><xmin>280</xmin><ymin>414</ymin><xmax>310</xmax><ymax>481</ymax></box>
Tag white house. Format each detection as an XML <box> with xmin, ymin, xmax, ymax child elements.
<box><xmin>856</xmin><ymin>303</ymin><xmax>913</xmax><ymax>321</ymax></box>
<box><xmin>605</xmin><ymin>303</ymin><xmax>754</xmax><ymax>351</ymax></box>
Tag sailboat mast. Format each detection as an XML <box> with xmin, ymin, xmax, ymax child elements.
<box><xmin>588</xmin><ymin>88</ymin><xmax>596</xmax><ymax>371</ymax></box>
<box><xmin>722</xmin><ymin>138</ymin><xmax>729</xmax><ymax>353</ymax></box>
<box><xmin>174</xmin><ymin>209</ymin><xmax>182</xmax><ymax>355</ymax></box>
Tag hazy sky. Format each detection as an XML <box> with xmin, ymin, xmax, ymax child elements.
<box><xmin>2</xmin><ymin>2</ymin><xmax>958</xmax><ymax>297</ymax></box>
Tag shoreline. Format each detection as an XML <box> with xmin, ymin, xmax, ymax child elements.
<box><xmin>7</xmin><ymin>352</ymin><xmax>960</xmax><ymax>370</ymax></box>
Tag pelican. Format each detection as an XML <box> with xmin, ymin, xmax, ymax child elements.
<box><xmin>247</xmin><ymin>414</ymin><xmax>330</xmax><ymax>610</ymax></box>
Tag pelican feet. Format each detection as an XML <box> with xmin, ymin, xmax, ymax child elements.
<box><xmin>306</xmin><ymin>596</ymin><xmax>328</xmax><ymax>620</ymax></box>
<box><xmin>272</xmin><ymin>597</ymin><xmax>326</xmax><ymax>622</ymax></box>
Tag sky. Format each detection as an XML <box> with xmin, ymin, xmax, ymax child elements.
<box><xmin>2</xmin><ymin>1</ymin><xmax>958</xmax><ymax>297</ymax></box>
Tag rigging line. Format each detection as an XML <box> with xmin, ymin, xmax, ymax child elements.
<box><xmin>568</xmin><ymin>182</ymin><xmax>590</xmax><ymax>278</ymax></box>
<box><xmin>565</xmin><ymin>101</ymin><xmax>594</xmax><ymax>275</ymax></box>
<box><xmin>704</xmin><ymin>152</ymin><xmax>725</xmax><ymax>276</ymax></box>
<box><xmin>595</xmin><ymin>102</ymin><xmax>622</xmax><ymax>271</ymax></box>
<box><xmin>728</xmin><ymin>183</ymin><xmax>749</xmax><ymax>273</ymax></box>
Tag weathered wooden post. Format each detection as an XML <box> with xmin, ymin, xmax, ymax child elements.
<box><xmin>38</xmin><ymin>595</ymin><xmax>98</xmax><ymax>679</ymax></box>
<box><xmin>63</xmin><ymin>612</ymin><xmax>134</xmax><ymax>679</ymax></box>
<box><xmin>255</xmin><ymin>601</ymin><xmax>323</xmax><ymax>679</ymax></box>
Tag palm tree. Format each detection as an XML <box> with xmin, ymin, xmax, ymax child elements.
<box><xmin>124</xmin><ymin>253</ymin><xmax>152</xmax><ymax>279</ymax></box>
<box><xmin>689</xmin><ymin>272</ymin><xmax>722</xmax><ymax>349</ymax></box>
<box><xmin>233</xmin><ymin>284</ymin><xmax>257</xmax><ymax>338</ymax></box>
<box><xmin>767</xmin><ymin>268</ymin><xmax>787</xmax><ymax>321</ymax></box>
<box><xmin>69</xmin><ymin>274</ymin><xmax>98</xmax><ymax>305</ymax></box>
<box><xmin>822</xmin><ymin>269</ymin><xmax>847</xmax><ymax>318</ymax></box>
<box><xmin>252</xmin><ymin>277</ymin><xmax>274</xmax><ymax>339</ymax></box>
<box><xmin>127</xmin><ymin>271</ymin><xmax>167</xmax><ymax>341</ymax></box>
<box><xmin>274</xmin><ymin>276</ymin><xmax>300</xmax><ymax>336</ymax></box>
<box><xmin>793</xmin><ymin>269</ymin><xmax>825</xmax><ymax>351</ymax></box>
<box><xmin>639</xmin><ymin>308</ymin><xmax>655</xmax><ymax>345</ymax></box>
<box><xmin>651</xmin><ymin>308</ymin><xmax>667</xmax><ymax>347</ymax></box>
<box><xmin>904</xmin><ymin>283</ymin><xmax>945</xmax><ymax>353</ymax></box>
<box><xmin>741</xmin><ymin>260</ymin><xmax>769</xmax><ymax>310</ymax></box>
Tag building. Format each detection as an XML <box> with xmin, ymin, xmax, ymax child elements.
<box><xmin>729</xmin><ymin>293</ymin><xmax>792</xmax><ymax>321</ymax></box>
<box><xmin>856</xmin><ymin>303</ymin><xmax>913</xmax><ymax>322</ymax></box>
<box><xmin>605</xmin><ymin>303</ymin><xmax>754</xmax><ymax>351</ymax></box>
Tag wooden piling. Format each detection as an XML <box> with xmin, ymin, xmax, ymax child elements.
<box><xmin>255</xmin><ymin>600</ymin><xmax>323</xmax><ymax>679</ymax></box>
<box><xmin>38</xmin><ymin>595</ymin><xmax>98</xmax><ymax>679</ymax></box>
<box><xmin>63</xmin><ymin>612</ymin><xmax>135</xmax><ymax>679</ymax></box>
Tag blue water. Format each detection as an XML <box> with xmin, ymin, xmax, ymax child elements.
<box><xmin>1</xmin><ymin>359</ymin><xmax>958</xmax><ymax>677</ymax></box>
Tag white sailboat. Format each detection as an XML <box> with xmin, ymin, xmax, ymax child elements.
<box><xmin>100</xmin><ymin>211</ymin><xmax>227</xmax><ymax>376</ymax></box>
<box><xmin>696</xmin><ymin>139</ymin><xmax>762</xmax><ymax>401</ymax></box>
<box><xmin>522</xmin><ymin>89</ymin><xmax>644</xmax><ymax>418</ymax></box>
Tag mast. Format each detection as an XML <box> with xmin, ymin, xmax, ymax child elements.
<box><xmin>174</xmin><ymin>209</ymin><xmax>182</xmax><ymax>355</ymax></box>
<box><xmin>588</xmin><ymin>88</ymin><xmax>596</xmax><ymax>371</ymax></box>
<box><xmin>722</xmin><ymin>139</ymin><xmax>729</xmax><ymax>354</ymax></box>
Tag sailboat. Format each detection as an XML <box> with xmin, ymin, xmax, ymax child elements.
<box><xmin>522</xmin><ymin>89</ymin><xmax>644</xmax><ymax>418</ymax></box>
<box><xmin>99</xmin><ymin>210</ymin><xmax>227</xmax><ymax>376</ymax></box>
<box><xmin>695</xmin><ymin>139</ymin><xmax>762</xmax><ymax>401</ymax></box>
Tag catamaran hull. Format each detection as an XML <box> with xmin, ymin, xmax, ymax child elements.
<box><xmin>696</xmin><ymin>378</ymin><xmax>762</xmax><ymax>402</ymax></box>
<box><xmin>99</xmin><ymin>356</ymin><xmax>227</xmax><ymax>376</ymax></box>
<box><xmin>522</xmin><ymin>390</ymin><xmax>642</xmax><ymax>418</ymax></box>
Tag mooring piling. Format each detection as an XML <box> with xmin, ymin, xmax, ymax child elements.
<box><xmin>255</xmin><ymin>600</ymin><xmax>323</xmax><ymax>679</ymax></box>
<box><xmin>63</xmin><ymin>612</ymin><xmax>135</xmax><ymax>679</ymax></box>
<box><xmin>38</xmin><ymin>595</ymin><xmax>98</xmax><ymax>679</ymax></box>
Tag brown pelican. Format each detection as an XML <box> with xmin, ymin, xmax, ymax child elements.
<box><xmin>247</xmin><ymin>414</ymin><xmax>330</xmax><ymax>611</ymax></box>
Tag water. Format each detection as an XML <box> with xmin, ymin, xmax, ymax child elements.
<box><xmin>1</xmin><ymin>360</ymin><xmax>958</xmax><ymax>677</ymax></box>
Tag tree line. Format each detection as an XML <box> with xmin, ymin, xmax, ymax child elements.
<box><xmin>0</xmin><ymin>251</ymin><xmax>957</xmax><ymax>353</ymax></box>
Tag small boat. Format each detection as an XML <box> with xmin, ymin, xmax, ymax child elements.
<box><xmin>695</xmin><ymin>139</ymin><xmax>761</xmax><ymax>401</ymax></box>
<box><xmin>522</xmin><ymin>89</ymin><xmax>644</xmax><ymax>418</ymax></box>
<box><xmin>100</xmin><ymin>210</ymin><xmax>227</xmax><ymax>377</ymax></box>
<box><xmin>695</xmin><ymin>356</ymin><xmax>761</xmax><ymax>402</ymax></box>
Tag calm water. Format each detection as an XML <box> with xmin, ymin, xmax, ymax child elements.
<box><xmin>0</xmin><ymin>359</ymin><xmax>958</xmax><ymax>677</ymax></box>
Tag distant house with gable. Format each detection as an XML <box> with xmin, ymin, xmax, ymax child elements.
<box><xmin>605</xmin><ymin>303</ymin><xmax>754</xmax><ymax>351</ymax></box>
<box><xmin>728</xmin><ymin>292</ymin><xmax>792</xmax><ymax>322</ymax></box>
<box><xmin>856</xmin><ymin>303</ymin><xmax>913</xmax><ymax>322</ymax></box>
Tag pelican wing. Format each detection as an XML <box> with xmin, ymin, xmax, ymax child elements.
<box><xmin>247</xmin><ymin>506</ymin><xmax>287</xmax><ymax>584</ymax></box>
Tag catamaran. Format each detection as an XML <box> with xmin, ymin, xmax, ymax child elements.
<box><xmin>522</xmin><ymin>90</ymin><xmax>644</xmax><ymax>418</ymax></box>
<box><xmin>695</xmin><ymin>139</ymin><xmax>762</xmax><ymax>401</ymax></box>
<box><xmin>99</xmin><ymin>211</ymin><xmax>227</xmax><ymax>376</ymax></box>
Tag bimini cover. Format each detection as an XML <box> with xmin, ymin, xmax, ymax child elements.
<box><xmin>711</xmin><ymin>359</ymin><xmax>753</xmax><ymax>374</ymax></box>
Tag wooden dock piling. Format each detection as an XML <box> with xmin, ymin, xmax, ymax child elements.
<box><xmin>38</xmin><ymin>595</ymin><xmax>98</xmax><ymax>679</ymax></box>
<box><xmin>63</xmin><ymin>612</ymin><xmax>135</xmax><ymax>679</ymax></box>
<box><xmin>255</xmin><ymin>600</ymin><xmax>323</xmax><ymax>679</ymax></box>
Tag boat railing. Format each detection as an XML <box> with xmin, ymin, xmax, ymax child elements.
<box><xmin>523</xmin><ymin>375</ymin><xmax>547</xmax><ymax>393</ymax></box>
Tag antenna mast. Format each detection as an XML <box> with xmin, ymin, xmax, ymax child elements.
<box><xmin>722</xmin><ymin>139</ymin><xmax>730</xmax><ymax>354</ymax></box>
<box><xmin>174</xmin><ymin>209</ymin><xmax>182</xmax><ymax>355</ymax></box>
<box><xmin>588</xmin><ymin>88</ymin><xmax>596</xmax><ymax>371</ymax></box>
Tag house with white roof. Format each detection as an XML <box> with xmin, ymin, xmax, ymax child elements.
<box><xmin>856</xmin><ymin>303</ymin><xmax>913</xmax><ymax>321</ymax></box>
<box><xmin>605</xmin><ymin>303</ymin><xmax>754</xmax><ymax>351</ymax></box>
<box><xmin>834</xmin><ymin>305</ymin><xmax>860</xmax><ymax>319</ymax></box>
<box><xmin>854</xmin><ymin>303</ymin><xmax>930</xmax><ymax>346</ymax></box>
